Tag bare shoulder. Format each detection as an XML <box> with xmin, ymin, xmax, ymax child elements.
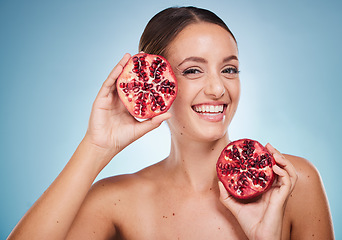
<box><xmin>284</xmin><ymin>154</ymin><xmax>320</xmax><ymax>184</ymax></box>
<box><xmin>283</xmin><ymin>154</ymin><xmax>325</xmax><ymax>205</ymax></box>
<box><xmin>91</xmin><ymin>160</ymin><xmax>164</xmax><ymax>194</ymax></box>
<box><xmin>67</xmin><ymin>163</ymin><xmax>165</xmax><ymax>238</ymax></box>
<box><xmin>88</xmin><ymin>160</ymin><xmax>165</xmax><ymax>212</ymax></box>
<box><xmin>89</xmin><ymin>167</ymin><xmax>157</xmax><ymax>203</ymax></box>
<box><xmin>283</xmin><ymin>154</ymin><xmax>334</xmax><ymax>239</ymax></box>
<box><xmin>283</xmin><ymin>154</ymin><xmax>328</xmax><ymax>204</ymax></box>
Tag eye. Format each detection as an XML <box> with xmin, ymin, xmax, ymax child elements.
<box><xmin>181</xmin><ymin>68</ymin><xmax>204</xmax><ymax>79</ymax></box>
<box><xmin>182</xmin><ymin>68</ymin><xmax>202</xmax><ymax>75</ymax></box>
<box><xmin>222</xmin><ymin>66</ymin><xmax>240</xmax><ymax>78</ymax></box>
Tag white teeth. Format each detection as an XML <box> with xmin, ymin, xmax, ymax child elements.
<box><xmin>193</xmin><ymin>104</ymin><xmax>224</xmax><ymax>113</ymax></box>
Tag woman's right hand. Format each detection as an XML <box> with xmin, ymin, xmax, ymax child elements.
<box><xmin>84</xmin><ymin>53</ymin><xmax>171</xmax><ymax>163</ymax></box>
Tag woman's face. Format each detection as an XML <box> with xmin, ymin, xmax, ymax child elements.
<box><xmin>165</xmin><ymin>22</ymin><xmax>240</xmax><ymax>142</ymax></box>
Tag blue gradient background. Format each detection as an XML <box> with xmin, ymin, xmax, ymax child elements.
<box><xmin>1</xmin><ymin>0</ymin><xmax>341</xmax><ymax>238</ymax></box>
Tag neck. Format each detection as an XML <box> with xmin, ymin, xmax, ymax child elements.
<box><xmin>165</xmin><ymin>132</ymin><xmax>230</xmax><ymax>192</ymax></box>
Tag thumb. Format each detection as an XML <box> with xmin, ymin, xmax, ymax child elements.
<box><xmin>134</xmin><ymin>112</ymin><xmax>171</xmax><ymax>139</ymax></box>
<box><xmin>218</xmin><ymin>181</ymin><xmax>230</xmax><ymax>201</ymax></box>
<box><xmin>218</xmin><ymin>181</ymin><xmax>241</xmax><ymax>215</ymax></box>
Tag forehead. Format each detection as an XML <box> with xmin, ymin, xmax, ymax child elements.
<box><xmin>165</xmin><ymin>22</ymin><xmax>238</xmax><ymax>60</ymax></box>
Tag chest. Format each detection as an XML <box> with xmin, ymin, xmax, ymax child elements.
<box><xmin>115</xmin><ymin>191</ymin><xmax>249</xmax><ymax>240</ymax></box>
<box><xmin>113</xmin><ymin>183</ymin><xmax>293</xmax><ymax>240</ymax></box>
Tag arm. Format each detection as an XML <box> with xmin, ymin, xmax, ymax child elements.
<box><xmin>7</xmin><ymin>53</ymin><xmax>171</xmax><ymax>240</ymax></box>
<box><xmin>7</xmin><ymin>139</ymin><xmax>111</xmax><ymax>240</ymax></box>
<box><xmin>287</xmin><ymin>155</ymin><xmax>334</xmax><ymax>239</ymax></box>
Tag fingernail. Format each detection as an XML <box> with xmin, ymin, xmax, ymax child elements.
<box><xmin>267</xmin><ymin>142</ymin><xmax>274</xmax><ymax>149</ymax></box>
<box><xmin>267</xmin><ymin>143</ymin><xmax>279</xmax><ymax>154</ymax></box>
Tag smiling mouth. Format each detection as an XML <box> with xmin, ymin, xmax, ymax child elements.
<box><xmin>192</xmin><ymin>104</ymin><xmax>227</xmax><ymax>114</ymax></box>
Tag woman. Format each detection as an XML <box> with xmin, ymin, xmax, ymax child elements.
<box><xmin>8</xmin><ymin>6</ymin><xmax>334</xmax><ymax>240</ymax></box>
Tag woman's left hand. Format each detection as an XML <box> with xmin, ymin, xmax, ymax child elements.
<box><xmin>218</xmin><ymin>143</ymin><xmax>298</xmax><ymax>240</ymax></box>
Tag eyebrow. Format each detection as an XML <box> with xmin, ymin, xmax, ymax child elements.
<box><xmin>223</xmin><ymin>55</ymin><xmax>239</xmax><ymax>62</ymax></box>
<box><xmin>177</xmin><ymin>57</ymin><xmax>207</xmax><ymax>67</ymax></box>
<box><xmin>177</xmin><ymin>55</ymin><xmax>239</xmax><ymax>67</ymax></box>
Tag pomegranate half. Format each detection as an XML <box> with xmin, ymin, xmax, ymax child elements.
<box><xmin>217</xmin><ymin>139</ymin><xmax>275</xmax><ymax>200</ymax></box>
<box><xmin>117</xmin><ymin>53</ymin><xmax>177</xmax><ymax>119</ymax></box>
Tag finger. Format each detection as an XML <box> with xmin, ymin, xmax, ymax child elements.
<box><xmin>134</xmin><ymin>112</ymin><xmax>172</xmax><ymax>140</ymax></box>
<box><xmin>269</xmin><ymin>165</ymin><xmax>296</xmax><ymax>210</ymax></box>
<box><xmin>266</xmin><ymin>143</ymin><xmax>298</xmax><ymax>196</ymax></box>
<box><xmin>150</xmin><ymin>112</ymin><xmax>172</xmax><ymax>125</ymax></box>
<box><xmin>266</xmin><ymin>143</ymin><xmax>283</xmax><ymax>161</ymax></box>
<box><xmin>267</xmin><ymin>144</ymin><xmax>297</xmax><ymax>196</ymax></box>
<box><xmin>274</xmin><ymin>154</ymin><xmax>297</xmax><ymax>184</ymax></box>
<box><xmin>218</xmin><ymin>181</ymin><xmax>229</xmax><ymax>200</ymax></box>
<box><xmin>266</xmin><ymin>143</ymin><xmax>297</xmax><ymax>181</ymax></box>
<box><xmin>273</xmin><ymin>164</ymin><xmax>291</xmax><ymax>188</ymax></box>
<box><xmin>274</xmin><ymin>163</ymin><xmax>297</xmax><ymax>193</ymax></box>
<box><xmin>97</xmin><ymin>53</ymin><xmax>131</xmax><ymax>98</ymax></box>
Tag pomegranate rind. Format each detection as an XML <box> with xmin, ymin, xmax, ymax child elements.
<box><xmin>216</xmin><ymin>139</ymin><xmax>276</xmax><ymax>200</ymax></box>
<box><xmin>116</xmin><ymin>53</ymin><xmax>177</xmax><ymax>119</ymax></box>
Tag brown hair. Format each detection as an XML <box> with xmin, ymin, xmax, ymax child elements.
<box><xmin>139</xmin><ymin>6</ymin><xmax>236</xmax><ymax>57</ymax></box>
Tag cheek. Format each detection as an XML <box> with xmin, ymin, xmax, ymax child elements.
<box><xmin>168</xmin><ymin>80</ymin><xmax>201</xmax><ymax>124</ymax></box>
<box><xmin>170</xmin><ymin>79</ymin><xmax>196</xmax><ymax>108</ymax></box>
<box><xmin>227</xmin><ymin>80</ymin><xmax>241</xmax><ymax>103</ymax></box>
<box><xmin>169</xmin><ymin>86</ymin><xmax>189</xmax><ymax>115</ymax></box>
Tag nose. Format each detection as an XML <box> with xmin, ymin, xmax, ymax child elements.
<box><xmin>203</xmin><ymin>73</ymin><xmax>225</xmax><ymax>99</ymax></box>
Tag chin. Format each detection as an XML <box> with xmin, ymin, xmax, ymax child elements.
<box><xmin>193</xmin><ymin>126</ymin><xmax>228</xmax><ymax>143</ymax></box>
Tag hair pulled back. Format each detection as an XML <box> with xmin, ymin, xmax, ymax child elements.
<box><xmin>139</xmin><ymin>6</ymin><xmax>236</xmax><ymax>57</ymax></box>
